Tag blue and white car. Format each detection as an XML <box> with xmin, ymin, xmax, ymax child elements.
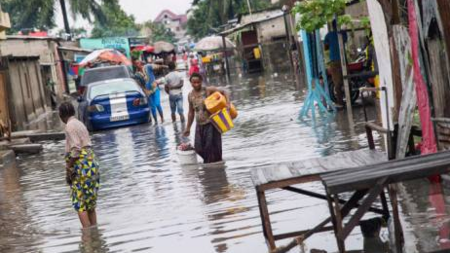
<box><xmin>77</xmin><ymin>78</ymin><xmax>150</xmax><ymax>131</ymax></box>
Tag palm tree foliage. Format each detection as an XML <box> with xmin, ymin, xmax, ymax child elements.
<box><xmin>187</xmin><ymin>0</ymin><xmax>272</xmax><ymax>40</ymax></box>
<box><xmin>1</xmin><ymin>0</ymin><xmax>107</xmax><ymax>33</ymax></box>
<box><xmin>90</xmin><ymin>0</ymin><xmax>138</xmax><ymax>38</ymax></box>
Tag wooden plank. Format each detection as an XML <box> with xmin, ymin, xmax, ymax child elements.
<box><xmin>394</xmin><ymin>25</ymin><xmax>417</xmax><ymax>159</ymax></box>
<box><xmin>436</xmin><ymin>0</ymin><xmax>450</xmax><ymax>88</ymax></box>
<box><xmin>340</xmin><ymin>178</ymin><xmax>386</xmax><ymax>239</ymax></box>
<box><xmin>251</xmin><ymin>150</ymin><xmax>385</xmax><ymax>187</ymax></box>
<box><xmin>273</xmin><ymin>224</ymin><xmax>334</xmax><ymax>241</ymax></box>
<box><xmin>323</xmin><ymin>149</ymin><xmax>450</xmax><ymax>182</ymax></box>
<box><xmin>251</xmin><ymin>167</ymin><xmax>267</xmax><ymax>186</ymax></box>
<box><xmin>428</xmin><ymin>39</ymin><xmax>450</xmax><ymax>118</ymax></box>
<box><xmin>367</xmin><ymin>0</ymin><xmax>395</xmax><ymax>136</ymax></box>
<box><xmin>257</xmin><ymin>190</ymin><xmax>276</xmax><ymax>250</ymax></box>
<box><xmin>324</xmin><ymin>153</ymin><xmax>450</xmax><ymax>193</ymax></box>
<box><xmin>324</xmin><ymin>148</ymin><xmax>446</xmax><ymax>181</ymax></box>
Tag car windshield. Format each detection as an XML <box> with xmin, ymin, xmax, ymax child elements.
<box><xmin>88</xmin><ymin>80</ymin><xmax>140</xmax><ymax>99</ymax></box>
<box><xmin>81</xmin><ymin>66</ymin><xmax>132</xmax><ymax>86</ymax></box>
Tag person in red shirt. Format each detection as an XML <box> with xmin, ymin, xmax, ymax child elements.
<box><xmin>189</xmin><ymin>58</ymin><xmax>200</xmax><ymax>76</ymax></box>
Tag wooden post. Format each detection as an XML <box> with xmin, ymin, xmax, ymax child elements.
<box><xmin>388</xmin><ymin>184</ymin><xmax>404</xmax><ymax>253</ymax></box>
<box><xmin>335</xmin><ymin>15</ymin><xmax>354</xmax><ymax>127</ymax></box>
<box><xmin>222</xmin><ymin>35</ymin><xmax>231</xmax><ymax>79</ymax></box>
<box><xmin>435</xmin><ymin>0</ymin><xmax>450</xmax><ymax>83</ymax></box>
<box><xmin>282</xmin><ymin>9</ymin><xmax>294</xmax><ymax>71</ymax></box>
<box><xmin>256</xmin><ymin>190</ymin><xmax>276</xmax><ymax>250</ymax></box>
<box><xmin>332</xmin><ymin>195</ymin><xmax>346</xmax><ymax>253</ymax></box>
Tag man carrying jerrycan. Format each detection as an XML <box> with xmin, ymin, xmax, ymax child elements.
<box><xmin>183</xmin><ymin>73</ymin><xmax>238</xmax><ymax>164</ymax></box>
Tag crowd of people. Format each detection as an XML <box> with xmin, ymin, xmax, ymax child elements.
<box><xmin>62</xmin><ymin>53</ymin><xmax>231</xmax><ymax>228</ymax></box>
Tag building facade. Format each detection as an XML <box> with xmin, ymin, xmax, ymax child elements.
<box><xmin>154</xmin><ymin>10</ymin><xmax>188</xmax><ymax>41</ymax></box>
<box><xmin>0</xmin><ymin>37</ymin><xmax>66</xmax><ymax>99</ymax></box>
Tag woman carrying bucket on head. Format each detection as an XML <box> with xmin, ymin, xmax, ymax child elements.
<box><xmin>183</xmin><ymin>73</ymin><xmax>233</xmax><ymax>164</ymax></box>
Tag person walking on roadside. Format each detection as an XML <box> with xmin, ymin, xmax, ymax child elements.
<box><xmin>160</xmin><ymin>62</ymin><xmax>185</xmax><ymax>123</ymax></box>
<box><xmin>144</xmin><ymin>62</ymin><xmax>165</xmax><ymax>124</ymax></box>
<box><xmin>183</xmin><ymin>73</ymin><xmax>230</xmax><ymax>164</ymax></box>
<box><xmin>324</xmin><ymin>20</ymin><xmax>347</xmax><ymax>108</ymax></box>
<box><xmin>59</xmin><ymin>102</ymin><xmax>100</xmax><ymax>228</ymax></box>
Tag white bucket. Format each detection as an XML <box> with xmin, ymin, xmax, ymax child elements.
<box><xmin>176</xmin><ymin>149</ymin><xmax>198</xmax><ymax>165</ymax></box>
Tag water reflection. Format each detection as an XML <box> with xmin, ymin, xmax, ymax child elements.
<box><xmin>79</xmin><ymin>227</ymin><xmax>108</xmax><ymax>253</ymax></box>
<box><xmin>0</xmin><ymin>161</ymin><xmax>41</xmax><ymax>253</ymax></box>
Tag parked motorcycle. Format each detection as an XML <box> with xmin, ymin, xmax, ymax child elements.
<box><xmin>327</xmin><ymin>51</ymin><xmax>375</xmax><ymax>105</ymax></box>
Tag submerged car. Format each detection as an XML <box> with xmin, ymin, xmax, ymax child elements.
<box><xmin>78</xmin><ymin>78</ymin><xmax>150</xmax><ymax>131</ymax></box>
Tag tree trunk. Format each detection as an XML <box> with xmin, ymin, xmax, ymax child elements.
<box><xmin>59</xmin><ymin>0</ymin><xmax>71</xmax><ymax>40</ymax></box>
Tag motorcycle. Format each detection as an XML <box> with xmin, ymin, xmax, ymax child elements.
<box><xmin>326</xmin><ymin>50</ymin><xmax>375</xmax><ymax>105</ymax></box>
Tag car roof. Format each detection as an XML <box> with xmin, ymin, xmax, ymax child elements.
<box><xmin>87</xmin><ymin>78</ymin><xmax>137</xmax><ymax>87</ymax></box>
<box><xmin>84</xmin><ymin>65</ymin><xmax>128</xmax><ymax>73</ymax></box>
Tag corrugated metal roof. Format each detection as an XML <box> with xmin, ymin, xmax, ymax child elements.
<box><xmin>220</xmin><ymin>10</ymin><xmax>285</xmax><ymax>36</ymax></box>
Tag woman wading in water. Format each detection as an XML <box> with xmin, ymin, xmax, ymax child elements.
<box><xmin>183</xmin><ymin>73</ymin><xmax>230</xmax><ymax>164</ymax></box>
<box><xmin>60</xmin><ymin>102</ymin><xmax>100</xmax><ymax>228</ymax></box>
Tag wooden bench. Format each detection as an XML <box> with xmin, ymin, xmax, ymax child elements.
<box><xmin>251</xmin><ymin>149</ymin><xmax>386</xmax><ymax>253</ymax></box>
<box><xmin>321</xmin><ymin>150</ymin><xmax>450</xmax><ymax>253</ymax></box>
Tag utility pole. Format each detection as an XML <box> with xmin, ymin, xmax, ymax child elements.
<box><xmin>59</xmin><ymin>0</ymin><xmax>71</xmax><ymax>40</ymax></box>
<box><xmin>246</xmin><ymin>0</ymin><xmax>252</xmax><ymax>15</ymax></box>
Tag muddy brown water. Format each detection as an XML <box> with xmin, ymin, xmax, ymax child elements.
<box><xmin>0</xmin><ymin>73</ymin><xmax>446</xmax><ymax>252</ymax></box>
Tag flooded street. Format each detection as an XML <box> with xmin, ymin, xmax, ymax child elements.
<box><xmin>0</xmin><ymin>73</ymin><xmax>447</xmax><ymax>253</ymax></box>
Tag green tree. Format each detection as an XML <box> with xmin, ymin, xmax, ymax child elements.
<box><xmin>138</xmin><ymin>21</ymin><xmax>177</xmax><ymax>44</ymax></box>
<box><xmin>1</xmin><ymin>0</ymin><xmax>107</xmax><ymax>34</ymax></box>
<box><xmin>90</xmin><ymin>0</ymin><xmax>138</xmax><ymax>38</ymax></box>
<box><xmin>187</xmin><ymin>0</ymin><xmax>272</xmax><ymax>40</ymax></box>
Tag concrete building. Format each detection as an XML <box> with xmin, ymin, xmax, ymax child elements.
<box><xmin>221</xmin><ymin>9</ymin><xmax>291</xmax><ymax>73</ymax></box>
<box><xmin>154</xmin><ymin>10</ymin><xmax>188</xmax><ymax>41</ymax></box>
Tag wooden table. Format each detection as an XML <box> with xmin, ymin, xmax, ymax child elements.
<box><xmin>251</xmin><ymin>149</ymin><xmax>386</xmax><ymax>253</ymax></box>
<box><xmin>321</xmin><ymin>150</ymin><xmax>450</xmax><ymax>253</ymax></box>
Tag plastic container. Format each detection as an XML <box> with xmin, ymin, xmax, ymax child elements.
<box><xmin>177</xmin><ymin>149</ymin><xmax>198</xmax><ymax>165</ymax></box>
<box><xmin>229</xmin><ymin>103</ymin><xmax>238</xmax><ymax>119</ymax></box>
<box><xmin>205</xmin><ymin>92</ymin><xmax>227</xmax><ymax>114</ymax></box>
<box><xmin>210</xmin><ymin>108</ymin><xmax>234</xmax><ymax>134</ymax></box>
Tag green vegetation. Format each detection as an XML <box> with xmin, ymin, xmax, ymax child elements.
<box><xmin>187</xmin><ymin>0</ymin><xmax>272</xmax><ymax>40</ymax></box>
<box><xmin>292</xmin><ymin>0</ymin><xmax>349</xmax><ymax>32</ymax></box>
<box><xmin>90</xmin><ymin>0</ymin><xmax>138</xmax><ymax>38</ymax></box>
<box><xmin>137</xmin><ymin>21</ymin><xmax>177</xmax><ymax>44</ymax></box>
<box><xmin>1</xmin><ymin>0</ymin><xmax>107</xmax><ymax>34</ymax></box>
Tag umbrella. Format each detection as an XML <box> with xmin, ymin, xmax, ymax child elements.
<box><xmin>79</xmin><ymin>49</ymin><xmax>131</xmax><ymax>67</ymax></box>
<box><xmin>153</xmin><ymin>41</ymin><xmax>175</xmax><ymax>54</ymax></box>
<box><xmin>194</xmin><ymin>36</ymin><xmax>235</xmax><ymax>51</ymax></box>
<box><xmin>133</xmin><ymin>45</ymin><xmax>154</xmax><ymax>53</ymax></box>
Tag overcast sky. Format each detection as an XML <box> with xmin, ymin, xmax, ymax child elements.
<box><xmin>55</xmin><ymin>0</ymin><xmax>193</xmax><ymax>31</ymax></box>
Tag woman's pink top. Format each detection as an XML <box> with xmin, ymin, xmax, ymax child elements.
<box><xmin>64</xmin><ymin>116</ymin><xmax>92</xmax><ymax>155</ymax></box>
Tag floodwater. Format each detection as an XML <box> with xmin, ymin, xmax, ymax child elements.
<box><xmin>0</xmin><ymin>73</ymin><xmax>447</xmax><ymax>253</ymax></box>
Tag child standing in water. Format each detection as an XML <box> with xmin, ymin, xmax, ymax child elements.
<box><xmin>60</xmin><ymin>102</ymin><xmax>100</xmax><ymax>228</ymax></box>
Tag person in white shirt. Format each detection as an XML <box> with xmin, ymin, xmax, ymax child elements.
<box><xmin>162</xmin><ymin>62</ymin><xmax>185</xmax><ymax>122</ymax></box>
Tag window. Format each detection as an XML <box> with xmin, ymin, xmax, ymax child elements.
<box><xmin>176</xmin><ymin>26</ymin><xmax>180</xmax><ymax>31</ymax></box>
<box><xmin>89</xmin><ymin>80</ymin><xmax>140</xmax><ymax>99</ymax></box>
<box><xmin>164</xmin><ymin>14</ymin><xmax>168</xmax><ymax>18</ymax></box>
